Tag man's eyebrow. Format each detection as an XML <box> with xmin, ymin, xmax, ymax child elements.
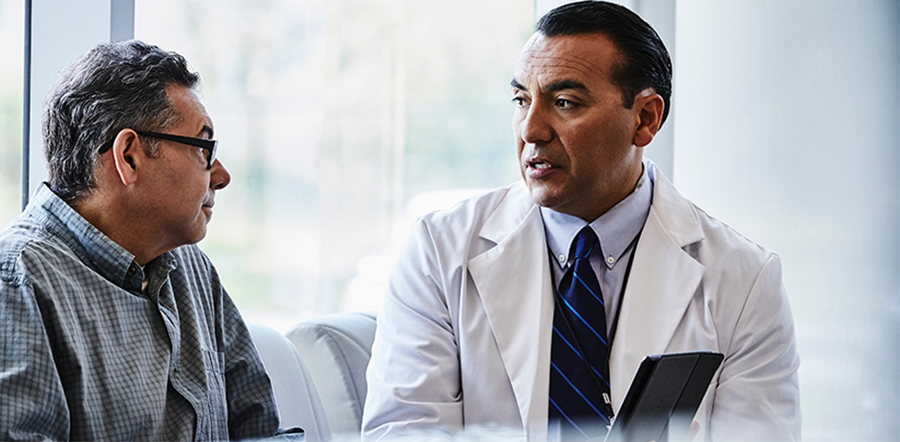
<box><xmin>198</xmin><ymin>125</ymin><xmax>214</xmax><ymax>139</ymax></box>
<box><xmin>546</xmin><ymin>79</ymin><xmax>588</xmax><ymax>93</ymax></box>
<box><xmin>509</xmin><ymin>78</ymin><xmax>589</xmax><ymax>94</ymax></box>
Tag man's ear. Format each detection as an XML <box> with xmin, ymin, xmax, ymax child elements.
<box><xmin>632</xmin><ymin>89</ymin><xmax>665</xmax><ymax>148</ymax></box>
<box><xmin>111</xmin><ymin>129</ymin><xmax>142</xmax><ymax>186</ymax></box>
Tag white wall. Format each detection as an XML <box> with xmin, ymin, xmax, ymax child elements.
<box><xmin>674</xmin><ymin>1</ymin><xmax>899</xmax><ymax>440</ymax></box>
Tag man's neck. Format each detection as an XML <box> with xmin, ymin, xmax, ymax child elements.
<box><xmin>69</xmin><ymin>195</ymin><xmax>167</xmax><ymax>266</ymax></box>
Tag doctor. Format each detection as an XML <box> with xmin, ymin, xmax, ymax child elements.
<box><xmin>362</xmin><ymin>1</ymin><xmax>800</xmax><ymax>441</ymax></box>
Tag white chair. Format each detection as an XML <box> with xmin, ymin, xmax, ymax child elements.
<box><xmin>284</xmin><ymin>312</ymin><xmax>378</xmax><ymax>437</ymax></box>
<box><xmin>247</xmin><ymin>323</ymin><xmax>332</xmax><ymax>441</ymax></box>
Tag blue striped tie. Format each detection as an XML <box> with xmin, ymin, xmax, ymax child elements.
<box><xmin>549</xmin><ymin>227</ymin><xmax>612</xmax><ymax>440</ymax></box>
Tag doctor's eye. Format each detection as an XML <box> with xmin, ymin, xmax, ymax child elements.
<box><xmin>555</xmin><ymin>98</ymin><xmax>577</xmax><ymax>110</ymax></box>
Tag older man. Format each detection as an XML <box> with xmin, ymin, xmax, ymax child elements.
<box><xmin>0</xmin><ymin>40</ymin><xmax>291</xmax><ymax>440</ymax></box>
<box><xmin>363</xmin><ymin>2</ymin><xmax>801</xmax><ymax>441</ymax></box>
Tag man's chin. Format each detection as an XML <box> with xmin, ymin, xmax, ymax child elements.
<box><xmin>526</xmin><ymin>184</ymin><xmax>563</xmax><ymax>209</ymax></box>
<box><xmin>188</xmin><ymin>223</ymin><xmax>209</xmax><ymax>245</ymax></box>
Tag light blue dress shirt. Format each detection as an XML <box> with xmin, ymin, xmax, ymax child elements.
<box><xmin>540</xmin><ymin>160</ymin><xmax>655</xmax><ymax>336</ymax></box>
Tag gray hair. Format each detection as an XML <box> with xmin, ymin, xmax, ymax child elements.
<box><xmin>42</xmin><ymin>39</ymin><xmax>199</xmax><ymax>202</ymax></box>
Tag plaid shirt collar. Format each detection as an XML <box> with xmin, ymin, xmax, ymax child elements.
<box><xmin>30</xmin><ymin>183</ymin><xmax>163</xmax><ymax>293</ymax></box>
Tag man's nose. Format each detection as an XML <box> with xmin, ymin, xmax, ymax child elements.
<box><xmin>210</xmin><ymin>159</ymin><xmax>231</xmax><ymax>190</ymax></box>
<box><xmin>519</xmin><ymin>103</ymin><xmax>553</xmax><ymax>145</ymax></box>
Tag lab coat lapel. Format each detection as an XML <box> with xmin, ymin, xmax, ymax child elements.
<box><xmin>608</xmin><ymin>167</ymin><xmax>706</xmax><ymax>412</ymax></box>
<box><xmin>468</xmin><ymin>185</ymin><xmax>554</xmax><ymax>438</ymax></box>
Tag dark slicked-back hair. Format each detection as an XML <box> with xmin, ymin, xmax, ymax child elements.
<box><xmin>43</xmin><ymin>39</ymin><xmax>199</xmax><ymax>202</ymax></box>
<box><xmin>536</xmin><ymin>1</ymin><xmax>672</xmax><ymax>126</ymax></box>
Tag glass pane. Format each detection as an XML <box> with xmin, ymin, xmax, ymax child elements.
<box><xmin>0</xmin><ymin>0</ymin><xmax>23</xmax><ymax>228</ymax></box>
<box><xmin>136</xmin><ymin>0</ymin><xmax>533</xmax><ymax>330</ymax></box>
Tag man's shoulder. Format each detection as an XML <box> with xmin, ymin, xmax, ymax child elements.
<box><xmin>671</xmin><ymin>198</ymin><xmax>779</xmax><ymax>274</ymax></box>
<box><xmin>399</xmin><ymin>183</ymin><xmax>537</xmax><ymax>264</ymax></box>
<box><xmin>0</xmin><ymin>215</ymin><xmax>62</xmax><ymax>285</ymax></box>
<box><xmin>691</xmin><ymin>202</ymin><xmax>775</xmax><ymax>256</ymax></box>
<box><xmin>650</xmin><ymin>169</ymin><xmax>776</xmax><ymax>263</ymax></box>
<box><xmin>419</xmin><ymin>182</ymin><xmax>531</xmax><ymax>232</ymax></box>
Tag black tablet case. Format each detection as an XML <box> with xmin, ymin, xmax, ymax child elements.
<box><xmin>605</xmin><ymin>351</ymin><xmax>724</xmax><ymax>442</ymax></box>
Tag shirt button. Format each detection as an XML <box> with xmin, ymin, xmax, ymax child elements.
<box><xmin>607</xmin><ymin>256</ymin><xmax>615</xmax><ymax>265</ymax></box>
<box><xmin>558</xmin><ymin>254</ymin><xmax>566</xmax><ymax>263</ymax></box>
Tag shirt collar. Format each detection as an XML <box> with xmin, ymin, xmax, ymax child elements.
<box><xmin>30</xmin><ymin>183</ymin><xmax>144</xmax><ymax>291</ymax></box>
<box><xmin>541</xmin><ymin>159</ymin><xmax>655</xmax><ymax>270</ymax></box>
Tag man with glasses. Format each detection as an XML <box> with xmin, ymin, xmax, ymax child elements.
<box><xmin>0</xmin><ymin>40</ymin><xmax>295</xmax><ymax>440</ymax></box>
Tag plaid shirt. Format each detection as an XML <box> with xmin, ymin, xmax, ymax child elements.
<box><xmin>0</xmin><ymin>184</ymin><xmax>280</xmax><ymax>441</ymax></box>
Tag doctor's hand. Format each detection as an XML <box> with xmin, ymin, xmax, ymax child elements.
<box><xmin>686</xmin><ymin>419</ymin><xmax>701</xmax><ymax>440</ymax></box>
<box><xmin>651</xmin><ymin>420</ymin><xmax>701</xmax><ymax>442</ymax></box>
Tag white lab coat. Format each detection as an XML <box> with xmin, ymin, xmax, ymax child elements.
<box><xmin>363</xmin><ymin>163</ymin><xmax>801</xmax><ymax>441</ymax></box>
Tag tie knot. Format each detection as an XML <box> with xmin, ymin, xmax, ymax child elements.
<box><xmin>572</xmin><ymin>227</ymin><xmax>599</xmax><ymax>260</ymax></box>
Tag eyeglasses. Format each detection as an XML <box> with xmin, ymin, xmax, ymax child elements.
<box><xmin>98</xmin><ymin>130</ymin><xmax>218</xmax><ymax>169</ymax></box>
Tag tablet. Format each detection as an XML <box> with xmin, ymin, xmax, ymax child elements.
<box><xmin>606</xmin><ymin>351</ymin><xmax>724</xmax><ymax>442</ymax></box>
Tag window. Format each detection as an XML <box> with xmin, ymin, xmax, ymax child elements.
<box><xmin>135</xmin><ymin>0</ymin><xmax>533</xmax><ymax>329</ymax></box>
<box><xmin>0</xmin><ymin>0</ymin><xmax>23</xmax><ymax>228</ymax></box>
<box><xmin>14</xmin><ymin>1</ymin><xmax>897</xmax><ymax>438</ymax></box>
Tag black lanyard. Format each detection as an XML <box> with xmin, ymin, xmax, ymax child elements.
<box><xmin>549</xmin><ymin>229</ymin><xmax>643</xmax><ymax>419</ymax></box>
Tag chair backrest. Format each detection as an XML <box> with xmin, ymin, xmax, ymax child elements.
<box><xmin>247</xmin><ymin>323</ymin><xmax>332</xmax><ymax>441</ymax></box>
<box><xmin>284</xmin><ymin>311</ymin><xmax>378</xmax><ymax>437</ymax></box>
